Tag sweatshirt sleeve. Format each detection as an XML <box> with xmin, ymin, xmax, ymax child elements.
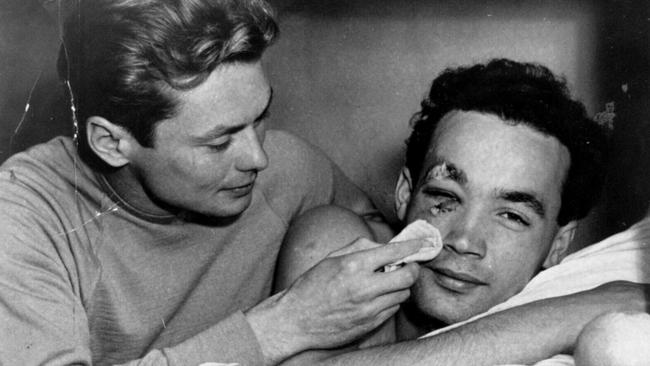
<box><xmin>0</xmin><ymin>178</ymin><xmax>93</xmax><ymax>365</ymax></box>
<box><xmin>119</xmin><ymin>312</ymin><xmax>264</xmax><ymax>366</ymax></box>
<box><xmin>0</xmin><ymin>171</ymin><xmax>266</xmax><ymax>366</ymax></box>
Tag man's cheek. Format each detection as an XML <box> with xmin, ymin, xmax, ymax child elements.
<box><xmin>409</xmin><ymin>203</ymin><xmax>443</xmax><ymax>223</ymax></box>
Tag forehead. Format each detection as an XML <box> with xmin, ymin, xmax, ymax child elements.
<box><xmin>422</xmin><ymin>110</ymin><xmax>570</xmax><ymax>204</ymax></box>
<box><xmin>158</xmin><ymin>62</ymin><xmax>271</xmax><ymax>137</ymax></box>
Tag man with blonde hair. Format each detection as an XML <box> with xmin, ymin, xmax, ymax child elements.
<box><xmin>0</xmin><ymin>1</ymin><xmax>430</xmax><ymax>364</ymax></box>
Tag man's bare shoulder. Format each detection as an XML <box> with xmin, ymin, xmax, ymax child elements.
<box><xmin>275</xmin><ymin>205</ymin><xmax>374</xmax><ymax>290</ymax></box>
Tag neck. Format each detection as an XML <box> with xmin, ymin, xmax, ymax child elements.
<box><xmin>102</xmin><ymin>166</ymin><xmax>176</xmax><ymax>218</ymax></box>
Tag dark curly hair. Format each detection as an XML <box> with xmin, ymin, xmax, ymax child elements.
<box><xmin>405</xmin><ymin>59</ymin><xmax>608</xmax><ymax>226</ymax></box>
<box><xmin>58</xmin><ymin>0</ymin><xmax>278</xmax><ymax>170</ymax></box>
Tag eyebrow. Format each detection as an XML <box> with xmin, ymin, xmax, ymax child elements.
<box><xmin>496</xmin><ymin>189</ymin><xmax>546</xmax><ymax>218</ymax></box>
<box><xmin>422</xmin><ymin>158</ymin><xmax>468</xmax><ymax>185</ymax></box>
<box><xmin>190</xmin><ymin>88</ymin><xmax>273</xmax><ymax>144</ymax></box>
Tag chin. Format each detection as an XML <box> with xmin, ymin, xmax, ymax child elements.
<box><xmin>419</xmin><ymin>303</ymin><xmax>471</xmax><ymax>325</ymax></box>
<box><xmin>205</xmin><ymin>196</ymin><xmax>253</xmax><ymax>218</ymax></box>
<box><xmin>411</xmin><ymin>288</ymin><xmax>483</xmax><ymax>325</ymax></box>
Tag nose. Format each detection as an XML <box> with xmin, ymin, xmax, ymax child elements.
<box><xmin>442</xmin><ymin>211</ymin><xmax>487</xmax><ymax>258</ymax></box>
<box><xmin>237</xmin><ymin>126</ymin><xmax>269</xmax><ymax>172</ymax></box>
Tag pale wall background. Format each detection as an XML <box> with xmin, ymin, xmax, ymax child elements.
<box><xmin>264</xmin><ymin>0</ymin><xmax>649</xmax><ymax>250</ymax></box>
<box><xmin>1</xmin><ymin>0</ymin><xmax>648</xmax><ymax>251</ymax></box>
<box><xmin>266</xmin><ymin>0</ymin><xmax>599</xmax><ymax>229</ymax></box>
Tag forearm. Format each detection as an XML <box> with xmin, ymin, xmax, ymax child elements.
<box><xmin>110</xmin><ymin>312</ymin><xmax>267</xmax><ymax>366</ymax></box>
<box><xmin>156</xmin><ymin>311</ymin><xmax>265</xmax><ymax>366</ymax></box>
<box><xmin>246</xmin><ymin>290</ymin><xmax>312</xmax><ymax>366</ymax></box>
<box><xmin>319</xmin><ymin>282</ymin><xmax>649</xmax><ymax>366</ymax></box>
<box><xmin>278</xmin><ymin>316</ymin><xmax>398</xmax><ymax>366</ymax></box>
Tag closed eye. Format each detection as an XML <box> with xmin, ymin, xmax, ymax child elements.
<box><xmin>207</xmin><ymin>139</ymin><xmax>232</xmax><ymax>152</ymax></box>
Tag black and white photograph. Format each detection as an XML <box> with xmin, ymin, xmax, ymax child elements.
<box><xmin>1</xmin><ymin>0</ymin><xmax>648</xmax><ymax>365</ymax></box>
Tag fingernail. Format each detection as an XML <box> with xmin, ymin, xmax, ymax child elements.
<box><xmin>423</xmin><ymin>237</ymin><xmax>438</xmax><ymax>246</ymax></box>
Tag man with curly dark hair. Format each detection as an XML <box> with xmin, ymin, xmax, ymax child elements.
<box><xmin>397</xmin><ymin>58</ymin><xmax>608</xmax><ymax>325</ymax></box>
<box><xmin>277</xmin><ymin>58</ymin><xmax>649</xmax><ymax>365</ymax></box>
<box><xmin>404</xmin><ymin>59</ymin><xmax>606</xmax><ymax>228</ymax></box>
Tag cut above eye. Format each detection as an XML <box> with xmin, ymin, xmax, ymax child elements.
<box><xmin>422</xmin><ymin>188</ymin><xmax>457</xmax><ymax>199</ymax></box>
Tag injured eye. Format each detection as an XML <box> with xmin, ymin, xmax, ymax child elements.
<box><xmin>430</xmin><ymin>202</ymin><xmax>457</xmax><ymax>216</ymax></box>
<box><xmin>422</xmin><ymin>188</ymin><xmax>459</xmax><ymax>216</ymax></box>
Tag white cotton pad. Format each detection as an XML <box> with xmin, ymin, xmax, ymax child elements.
<box><xmin>384</xmin><ymin>220</ymin><xmax>443</xmax><ymax>272</ymax></box>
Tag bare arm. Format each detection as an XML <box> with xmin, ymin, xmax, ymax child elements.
<box><xmin>275</xmin><ymin>204</ymin><xmax>377</xmax><ymax>291</ymax></box>
<box><xmin>248</xmin><ymin>204</ymin><xmax>425</xmax><ymax>365</ymax></box>
<box><xmin>318</xmin><ymin>281</ymin><xmax>648</xmax><ymax>365</ymax></box>
<box><xmin>275</xmin><ymin>206</ymin><xmax>650</xmax><ymax>365</ymax></box>
<box><xmin>275</xmin><ymin>205</ymin><xmax>401</xmax><ymax>365</ymax></box>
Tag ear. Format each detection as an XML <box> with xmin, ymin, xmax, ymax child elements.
<box><xmin>542</xmin><ymin>220</ymin><xmax>577</xmax><ymax>268</ymax></box>
<box><xmin>395</xmin><ymin>167</ymin><xmax>414</xmax><ymax>221</ymax></box>
<box><xmin>86</xmin><ymin>116</ymin><xmax>136</xmax><ymax>168</ymax></box>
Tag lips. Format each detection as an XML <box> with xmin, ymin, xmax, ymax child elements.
<box><xmin>230</xmin><ymin>181</ymin><xmax>254</xmax><ymax>190</ymax></box>
<box><xmin>430</xmin><ymin>267</ymin><xmax>487</xmax><ymax>293</ymax></box>
<box><xmin>225</xmin><ymin>176</ymin><xmax>256</xmax><ymax>196</ymax></box>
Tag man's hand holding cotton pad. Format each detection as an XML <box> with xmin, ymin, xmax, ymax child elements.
<box><xmin>384</xmin><ymin>220</ymin><xmax>443</xmax><ymax>272</ymax></box>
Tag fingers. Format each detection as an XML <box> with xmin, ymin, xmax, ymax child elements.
<box><xmin>325</xmin><ymin>238</ymin><xmax>429</xmax><ymax>281</ymax></box>
<box><xmin>364</xmin><ymin>304</ymin><xmax>401</xmax><ymax>331</ymax></box>
<box><xmin>383</xmin><ymin>243</ymin><xmax>442</xmax><ymax>272</ymax></box>
<box><xmin>389</xmin><ymin>219</ymin><xmax>441</xmax><ymax>244</ymax></box>
<box><xmin>365</xmin><ymin>262</ymin><xmax>421</xmax><ymax>294</ymax></box>
<box><xmin>357</xmin><ymin>290</ymin><xmax>410</xmax><ymax>329</ymax></box>
<box><xmin>311</xmin><ymin>254</ymin><xmax>418</xmax><ymax>308</ymax></box>
<box><xmin>328</xmin><ymin>261</ymin><xmax>418</xmax><ymax>308</ymax></box>
<box><xmin>328</xmin><ymin>237</ymin><xmax>382</xmax><ymax>258</ymax></box>
<box><xmin>376</xmin><ymin>304</ymin><xmax>401</xmax><ymax>323</ymax></box>
<box><xmin>277</xmin><ymin>245</ymin><xmax>422</xmax><ymax>351</ymax></box>
<box><xmin>345</xmin><ymin>290</ymin><xmax>408</xmax><ymax>329</ymax></box>
<box><xmin>369</xmin><ymin>289</ymin><xmax>411</xmax><ymax>312</ymax></box>
<box><xmin>352</xmin><ymin>238</ymin><xmax>436</xmax><ymax>269</ymax></box>
<box><xmin>329</xmin><ymin>234</ymin><xmax>440</xmax><ymax>271</ymax></box>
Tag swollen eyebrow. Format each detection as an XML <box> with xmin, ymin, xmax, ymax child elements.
<box><xmin>500</xmin><ymin>191</ymin><xmax>546</xmax><ymax>218</ymax></box>
<box><xmin>423</xmin><ymin>160</ymin><xmax>467</xmax><ymax>185</ymax></box>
